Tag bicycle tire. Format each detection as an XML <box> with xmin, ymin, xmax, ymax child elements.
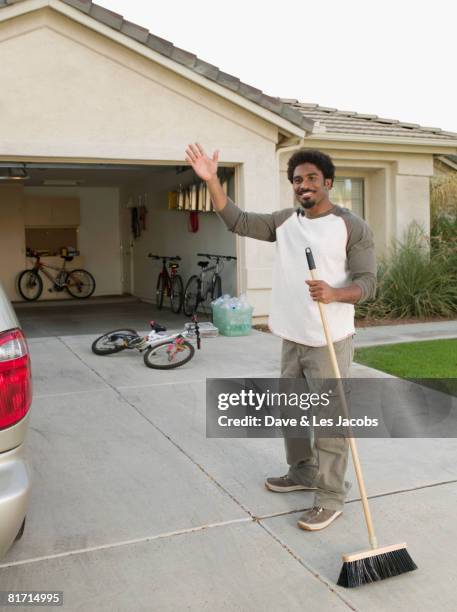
<box><xmin>183</xmin><ymin>275</ymin><xmax>200</xmax><ymax>317</ymax></box>
<box><xmin>211</xmin><ymin>274</ymin><xmax>222</xmax><ymax>300</ymax></box>
<box><xmin>156</xmin><ymin>273</ymin><xmax>166</xmax><ymax>309</ymax></box>
<box><xmin>18</xmin><ymin>270</ymin><xmax>43</xmax><ymax>301</ymax></box>
<box><xmin>170</xmin><ymin>275</ymin><xmax>184</xmax><ymax>314</ymax></box>
<box><xmin>91</xmin><ymin>329</ymin><xmax>139</xmax><ymax>355</ymax></box>
<box><xmin>143</xmin><ymin>339</ymin><xmax>195</xmax><ymax>370</ymax></box>
<box><xmin>66</xmin><ymin>269</ymin><xmax>96</xmax><ymax>299</ymax></box>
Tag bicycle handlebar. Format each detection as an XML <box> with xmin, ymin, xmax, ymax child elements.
<box><xmin>148</xmin><ymin>254</ymin><xmax>181</xmax><ymax>261</ymax></box>
<box><xmin>197</xmin><ymin>253</ymin><xmax>237</xmax><ymax>261</ymax></box>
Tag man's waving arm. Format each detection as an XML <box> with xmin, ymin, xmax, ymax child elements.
<box><xmin>185</xmin><ymin>143</ymin><xmax>292</xmax><ymax>242</ymax></box>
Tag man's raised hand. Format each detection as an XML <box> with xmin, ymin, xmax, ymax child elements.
<box><xmin>185</xmin><ymin>143</ymin><xmax>219</xmax><ymax>182</ymax></box>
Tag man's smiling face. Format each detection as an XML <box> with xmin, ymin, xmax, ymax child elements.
<box><xmin>292</xmin><ymin>162</ymin><xmax>333</xmax><ymax>210</ymax></box>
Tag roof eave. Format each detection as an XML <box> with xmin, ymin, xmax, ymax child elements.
<box><xmin>302</xmin><ymin>132</ymin><xmax>457</xmax><ymax>149</ymax></box>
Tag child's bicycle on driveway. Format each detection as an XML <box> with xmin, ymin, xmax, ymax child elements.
<box><xmin>91</xmin><ymin>316</ymin><xmax>201</xmax><ymax>369</ymax></box>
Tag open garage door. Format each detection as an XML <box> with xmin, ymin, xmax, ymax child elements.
<box><xmin>0</xmin><ymin>162</ymin><xmax>238</xmax><ymax>311</ymax></box>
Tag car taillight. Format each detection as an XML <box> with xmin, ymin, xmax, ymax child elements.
<box><xmin>0</xmin><ymin>329</ymin><xmax>32</xmax><ymax>430</ymax></box>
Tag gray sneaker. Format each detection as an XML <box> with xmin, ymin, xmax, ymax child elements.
<box><xmin>297</xmin><ymin>506</ymin><xmax>342</xmax><ymax>531</ymax></box>
<box><xmin>265</xmin><ymin>475</ymin><xmax>317</xmax><ymax>493</ymax></box>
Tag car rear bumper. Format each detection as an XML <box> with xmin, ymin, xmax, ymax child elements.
<box><xmin>0</xmin><ymin>443</ymin><xmax>30</xmax><ymax>559</ymax></box>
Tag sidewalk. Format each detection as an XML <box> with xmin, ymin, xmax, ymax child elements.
<box><xmin>354</xmin><ymin>319</ymin><xmax>457</xmax><ymax>348</ymax></box>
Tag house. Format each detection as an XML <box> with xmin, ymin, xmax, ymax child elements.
<box><xmin>1</xmin><ymin>0</ymin><xmax>456</xmax><ymax>317</ymax></box>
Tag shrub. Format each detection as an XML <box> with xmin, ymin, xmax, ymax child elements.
<box><xmin>356</xmin><ymin>224</ymin><xmax>457</xmax><ymax>320</ymax></box>
<box><xmin>430</xmin><ymin>174</ymin><xmax>457</xmax><ymax>221</ymax></box>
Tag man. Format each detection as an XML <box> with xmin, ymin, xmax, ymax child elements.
<box><xmin>185</xmin><ymin>143</ymin><xmax>376</xmax><ymax>531</ymax></box>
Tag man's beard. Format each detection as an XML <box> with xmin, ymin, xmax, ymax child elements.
<box><xmin>299</xmin><ymin>197</ymin><xmax>317</xmax><ymax>209</ymax></box>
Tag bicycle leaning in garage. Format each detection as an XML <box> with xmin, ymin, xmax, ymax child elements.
<box><xmin>148</xmin><ymin>254</ymin><xmax>184</xmax><ymax>313</ymax></box>
<box><xmin>17</xmin><ymin>249</ymin><xmax>96</xmax><ymax>301</ymax></box>
<box><xmin>183</xmin><ymin>253</ymin><xmax>236</xmax><ymax>316</ymax></box>
<box><xmin>91</xmin><ymin>316</ymin><xmax>201</xmax><ymax>370</ymax></box>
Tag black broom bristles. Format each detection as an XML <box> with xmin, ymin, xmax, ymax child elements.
<box><xmin>337</xmin><ymin>546</ymin><xmax>417</xmax><ymax>588</ymax></box>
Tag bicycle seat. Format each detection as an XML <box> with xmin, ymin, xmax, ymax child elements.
<box><xmin>61</xmin><ymin>256</ymin><xmax>74</xmax><ymax>262</ymax></box>
<box><xmin>149</xmin><ymin>321</ymin><xmax>167</xmax><ymax>332</ymax></box>
<box><xmin>198</xmin><ymin>261</ymin><xmax>209</xmax><ymax>268</ymax></box>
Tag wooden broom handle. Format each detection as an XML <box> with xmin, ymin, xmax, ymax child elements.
<box><xmin>306</xmin><ymin>249</ymin><xmax>378</xmax><ymax>549</ymax></box>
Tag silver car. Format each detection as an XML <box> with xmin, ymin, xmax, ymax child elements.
<box><xmin>0</xmin><ymin>281</ymin><xmax>32</xmax><ymax>557</ymax></box>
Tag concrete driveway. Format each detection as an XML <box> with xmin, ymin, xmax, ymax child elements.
<box><xmin>2</xmin><ymin>303</ymin><xmax>457</xmax><ymax>611</ymax></box>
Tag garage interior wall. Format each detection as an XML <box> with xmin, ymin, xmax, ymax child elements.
<box><xmin>119</xmin><ymin>168</ymin><xmax>237</xmax><ymax>303</ymax></box>
<box><xmin>0</xmin><ymin>185</ymin><xmax>26</xmax><ymax>299</ymax></box>
<box><xmin>24</xmin><ymin>186</ymin><xmax>122</xmax><ymax>298</ymax></box>
<box><xmin>0</xmin><ymin>185</ymin><xmax>122</xmax><ymax>301</ymax></box>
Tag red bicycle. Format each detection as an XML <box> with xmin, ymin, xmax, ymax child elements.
<box><xmin>148</xmin><ymin>254</ymin><xmax>184</xmax><ymax>313</ymax></box>
<box><xmin>18</xmin><ymin>250</ymin><xmax>96</xmax><ymax>301</ymax></box>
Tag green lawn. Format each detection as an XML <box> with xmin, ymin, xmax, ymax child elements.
<box><xmin>354</xmin><ymin>338</ymin><xmax>457</xmax><ymax>378</ymax></box>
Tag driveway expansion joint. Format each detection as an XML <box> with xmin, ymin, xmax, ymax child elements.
<box><xmin>257</xmin><ymin>521</ymin><xmax>359</xmax><ymax>611</ymax></box>
<box><xmin>0</xmin><ymin>517</ymin><xmax>253</xmax><ymax>570</ymax></box>
<box><xmin>56</xmin><ymin>336</ymin><xmax>256</xmax><ymax>520</ymax></box>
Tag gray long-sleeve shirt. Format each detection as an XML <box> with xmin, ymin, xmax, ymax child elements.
<box><xmin>217</xmin><ymin>198</ymin><xmax>377</xmax><ymax>346</ymax></box>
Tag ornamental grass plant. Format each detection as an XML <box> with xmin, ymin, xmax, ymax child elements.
<box><xmin>356</xmin><ymin>174</ymin><xmax>457</xmax><ymax>322</ymax></box>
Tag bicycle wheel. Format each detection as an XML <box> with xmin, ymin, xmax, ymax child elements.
<box><xmin>183</xmin><ymin>275</ymin><xmax>200</xmax><ymax>316</ymax></box>
<box><xmin>18</xmin><ymin>270</ymin><xmax>43</xmax><ymax>301</ymax></box>
<box><xmin>211</xmin><ymin>274</ymin><xmax>222</xmax><ymax>300</ymax></box>
<box><xmin>66</xmin><ymin>269</ymin><xmax>96</xmax><ymax>298</ymax></box>
<box><xmin>156</xmin><ymin>273</ymin><xmax>166</xmax><ymax>309</ymax></box>
<box><xmin>91</xmin><ymin>329</ymin><xmax>139</xmax><ymax>355</ymax></box>
<box><xmin>170</xmin><ymin>275</ymin><xmax>184</xmax><ymax>314</ymax></box>
<box><xmin>143</xmin><ymin>339</ymin><xmax>195</xmax><ymax>370</ymax></box>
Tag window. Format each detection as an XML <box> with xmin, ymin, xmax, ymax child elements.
<box><xmin>331</xmin><ymin>178</ymin><xmax>365</xmax><ymax>218</ymax></box>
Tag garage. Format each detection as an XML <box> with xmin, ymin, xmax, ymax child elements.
<box><xmin>0</xmin><ymin>0</ymin><xmax>309</xmax><ymax>322</ymax></box>
<box><xmin>1</xmin><ymin>161</ymin><xmax>237</xmax><ymax>312</ymax></box>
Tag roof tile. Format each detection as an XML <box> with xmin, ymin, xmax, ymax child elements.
<box><xmin>120</xmin><ymin>19</ymin><xmax>149</xmax><ymax>44</ymax></box>
<box><xmin>89</xmin><ymin>4</ymin><xmax>123</xmax><ymax>30</ymax></box>
<box><xmin>170</xmin><ymin>46</ymin><xmax>197</xmax><ymax>68</ymax></box>
<box><xmin>145</xmin><ymin>33</ymin><xmax>174</xmax><ymax>57</ymax></box>
<box><xmin>281</xmin><ymin>104</ymin><xmax>305</xmax><ymax>125</ymax></box>
<box><xmin>260</xmin><ymin>94</ymin><xmax>284</xmax><ymax>114</ymax></box>
<box><xmin>238</xmin><ymin>82</ymin><xmax>263</xmax><ymax>103</ymax></box>
<box><xmin>354</xmin><ymin>113</ymin><xmax>378</xmax><ymax>119</ymax></box>
<box><xmin>62</xmin><ymin>0</ymin><xmax>92</xmax><ymax>14</ymax></box>
<box><xmin>193</xmin><ymin>59</ymin><xmax>219</xmax><ymax>81</ymax></box>
<box><xmin>216</xmin><ymin>71</ymin><xmax>240</xmax><ymax>92</ymax></box>
<box><xmin>375</xmin><ymin>118</ymin><xmax>400</xmax><ymax>124</ymax></box>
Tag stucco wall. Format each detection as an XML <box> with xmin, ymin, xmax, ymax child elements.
<box><xmin>0</xmin><ymin>9</ymin><xmax>278</xmax><ymax>160</ymax></box>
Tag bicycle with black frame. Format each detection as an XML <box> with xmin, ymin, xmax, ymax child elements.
<box><xmin>183</xmin><ymin>253</ymin><xmax>237</xmax><ymax>316</ymax></box>
<box><xmin>148</xmin><ymin>254</ymin><xmax>184</xmax><ymax>313</ymax></box>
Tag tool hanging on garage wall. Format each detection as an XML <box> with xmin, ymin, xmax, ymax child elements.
<box><xmin>130</xmin><ymin>194</ymin><xmax>148</xmax><ymax>239</ymax></box>
<box><xmin>167</xmin><ymin>170</ymin><xmax>230</xmax><ymax>213</ymax></box>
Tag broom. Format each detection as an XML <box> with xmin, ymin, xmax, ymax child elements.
<box><xmin>305</xmin><ymin>247</ymin><xmax>417</xmax><ymax>588</ymax></box>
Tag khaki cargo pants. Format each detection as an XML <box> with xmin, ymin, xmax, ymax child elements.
<box><xmin>281</xmin><ymin>336</ymin><xmax>354</xmax><ymax>511</ymax></box>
